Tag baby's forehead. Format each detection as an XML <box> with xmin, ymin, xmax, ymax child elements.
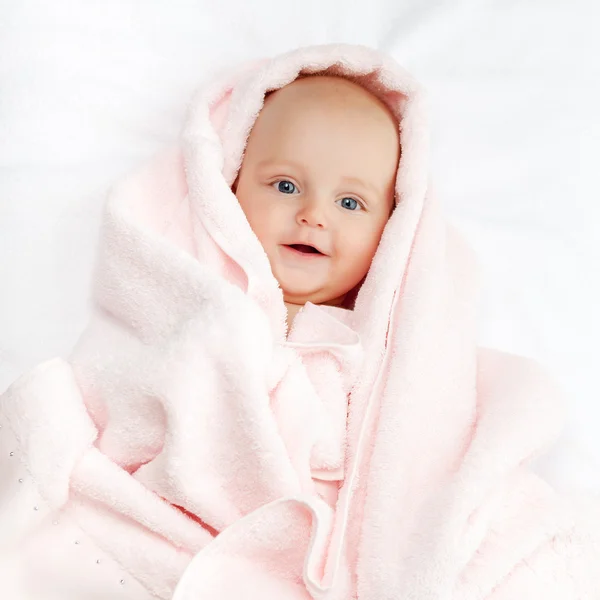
<box><xmin>253</xmin><ymin>76</ymin><xmax>399</xmax><ymax>151</ymax></box>
<box><xmin>263</xmin><ymin>74</ymin><xmax>392</xmax><ymax>119</ymax></box>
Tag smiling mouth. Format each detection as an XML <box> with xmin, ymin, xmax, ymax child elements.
<box><xmin>286</xmin><ymin>244</ymin><xmax>324</xmax><ymax>256</ymax></box>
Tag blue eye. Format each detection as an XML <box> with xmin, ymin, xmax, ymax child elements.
<box><xmin>337</xmin><ymin>197</ymin><xmax>361</xmax><ymax>211</ymax></box>
<box><xmin>274</xmin><ymin>180</ymin><xmax>297</xmax><ymax>194</ymax></box>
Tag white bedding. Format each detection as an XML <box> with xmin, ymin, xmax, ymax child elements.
<box><xmin>1</xmin><ymin>0</ymin><xmax>598</xmax><ymax>492</ymax></box>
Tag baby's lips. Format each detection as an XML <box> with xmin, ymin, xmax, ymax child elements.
<box><xmin>284</xmin><ymin>240</ymin><xmax>329</xmax><ymax>256</ymax></box>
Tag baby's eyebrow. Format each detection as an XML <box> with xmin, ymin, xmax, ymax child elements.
<box><xmin>256</xmin><ymin>159</ymin><xmax>304</xmax><ymax>172</ymax></box>
<box><xmin>341</xmin><ymin>176</ymin><xmax>380</xmax><ymax>197</ymax></box>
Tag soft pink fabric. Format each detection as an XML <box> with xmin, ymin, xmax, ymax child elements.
<box><xmin>1</xmin><ymin>43</ymin><xmax>599</xmax><ymax>599</ymax></box>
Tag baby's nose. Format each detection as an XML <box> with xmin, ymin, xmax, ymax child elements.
<box><xmin>296</xmin><ymin>201</ymin><xmax>326</xmax><ymax>228</ymax></box>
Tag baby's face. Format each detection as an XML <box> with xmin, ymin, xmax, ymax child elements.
<box><xmin>234</xmin><ymin>75</ymin><xmax>399</xmax><ymax>308</ymax></box>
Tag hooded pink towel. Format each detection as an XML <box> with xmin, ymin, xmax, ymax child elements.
<box><xmin>1</xmin><ymin>43</ymin><xmax>599</xmax><ymax>600</ymax></box>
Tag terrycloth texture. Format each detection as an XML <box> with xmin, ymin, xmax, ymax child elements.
<box><xmin>1</xmin><ymin>43</ymin><xmax>599</xmax><ymax>599</ymax></box>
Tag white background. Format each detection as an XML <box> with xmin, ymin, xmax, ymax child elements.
<box><xmin>1</xmin><ymin>0</ymin><xmax>598</xmax><ymax>491</ymax></box>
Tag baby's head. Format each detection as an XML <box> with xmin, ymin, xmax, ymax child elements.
<box><xmin>234</xmin><ymin>74</ymin><xmax>400</xmax><ymax>314</ymax></box>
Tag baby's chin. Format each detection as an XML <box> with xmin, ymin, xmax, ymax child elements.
<box><xmin>280</xmin><ymin>283</ymin><xmax>347</xmax><ymax>308</ymax></box>
<box><xmin>280</xmin><ymin>284</ymin><xmax>327</xmax><ymax>306</ymax></box>
<box><xmin>273</xmin><ymin>269</ymin><xmax>348</xmax><ymax>307</ymax></box>
<box><xmin>281</xmin><ymin>289</ymin><xmax>322</xmax><ymax>306</ymax></box>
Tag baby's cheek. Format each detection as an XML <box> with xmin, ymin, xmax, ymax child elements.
<box><xmin>244</xmin><ymin>199</ymin><xmax>275</xmax><ymax>241</ymax></box>
<box><xmin>337</xmin><ymin>237</ymin><xmax>374</xmax><ymax>283</ymax></box>
<box><xmin>344</xmin><ymin>225</ymin><xmax>380</xmax><ymax>258</ymax></box>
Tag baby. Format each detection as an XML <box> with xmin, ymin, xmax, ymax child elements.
<box><xmin>233</xmin><ymin>75</ymin><xmax>400</xmax><ymax>327</ymax></box>
<box><xmin>2</xmin><ymin>46</ymin><xmax>597</xmax><ymax>599</ymax></box>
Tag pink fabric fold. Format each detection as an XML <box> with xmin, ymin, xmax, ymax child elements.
<box><xmin>1</xmin><ymin>43</ymin><xmax>599</xmax><ymax>599</ymax></box>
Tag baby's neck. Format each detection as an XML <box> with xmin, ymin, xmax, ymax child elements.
<box><xmin>284</xmin><ymin>295</ymin><xmax>348</xmax><ymax>331</ymax></box>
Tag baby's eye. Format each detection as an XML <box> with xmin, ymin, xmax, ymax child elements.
<box><xmin>337</xmin><ymin>197</ymin><xmax>362</xmax><ymax>211</ymax></box>
<box><xmin>273</xmin><ymin>180</ymin><xmax>298</xmax><ymax>194</ymax></box>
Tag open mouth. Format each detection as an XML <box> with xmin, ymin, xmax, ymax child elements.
<box><xmin>286</xmin><ymin>244</ymin><xmax>324</xmax><ymax>255</ymax></box>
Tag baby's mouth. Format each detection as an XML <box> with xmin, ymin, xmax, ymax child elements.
<box><xmin>286</xmin><ymin>244</ymin><xmax>324</xmax><ymax>256</ymax></box>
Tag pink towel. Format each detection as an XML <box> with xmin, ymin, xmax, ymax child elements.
<box><xmin>1</xmin><ymin>43</ymin><xmax>599</xmax><ymax>600</ymax></box>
